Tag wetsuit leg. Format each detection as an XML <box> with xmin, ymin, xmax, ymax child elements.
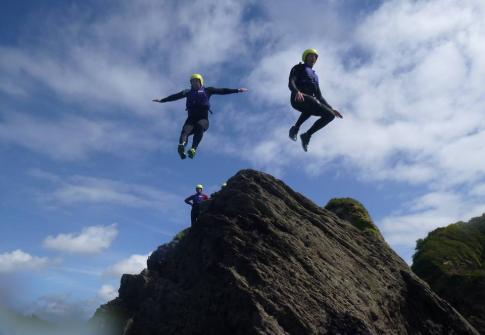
<box><xmin>179</xmin><ymin>119</ymin><xmax>195</xmax><ymax>145</ymax></box>
<box><xmin>306</xmin><ymin>96</ymin><xmax>335</xmax><ymax>135</ymax></box>
<box><xmin>294</xmin><ymin>112</ymin><xmax>312</xmax><ymax>129</ymax></box>
<box><xmin>190</xmin><ymin>208</ymin><xmax>197</xmax><ymax>226</ymax></box>
<box><xmin>296</xmin><ymin>95</ymin><xmax>335</xmax><ymax>136</ymax></box>
<box><xmin>291</xmin><ymin>96</ymin><xmax>311</xmax><ymax>130</ymax></box>
<box><xmin>191</xmin><ymin>119</ymin><xmax>209</xmax><ymax>149</ymax></box>
<box><xmin>191</xmin><ymin>206</ymin><xmax>200</xmax><ymax>226</ymax></box>
<box><xmin>291</xmin><ymin>94</ymin><xmax>323</xmax><ymax>130</ymax></box>
<box><xmin>306</xmin><ymin>112</ymin><xmax>335</xmax><ymax>135</ymax></box>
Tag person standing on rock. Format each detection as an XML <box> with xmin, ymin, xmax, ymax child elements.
<box><xmin>288</xmin><ymin>49</ymin><xmax>343</xmax><ymax>152</ymax></box>
<box><xmin>185</xmin><ymin>184</ymin><xmax>209</xmax><ymax>226</ymax></box>
<box><xmin>153</xmin><ymin>74</ymin><xmax>248</xmax><ymax>159</ymax></box>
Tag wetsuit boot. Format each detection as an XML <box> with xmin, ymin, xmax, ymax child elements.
<box><xmin>187</xmin><ymin>148</ymin><xmax>196</xmax><ymax>159</ymax></box>
<box><xmin>178</xmin><ymin>143</ymin><xmax>187</xmax><ymax>159</ymax></box>
<box><xmin>289</xmin><ymin>126</ymin><xmax>298</xmax><ymax>141</ymax></box>
<box><xmin>300</xmin><ymin>132</ymin><xmax>311</xmax><ymax>152</ymax></box>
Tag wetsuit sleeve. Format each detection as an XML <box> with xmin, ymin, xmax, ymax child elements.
<box><xmin>159</xmin><ymin>90</ymin><xmax>188</xmax><ymax>103</ymax></box>
<box><xmin>288</xmin><ymin>65</ymin><xmax>300</xmax><ymax>93</ymax></box>
<box><xmin>316</xmin><ymin>85</ymin><xmax>333</xmax><ymax>109</ymax></box>
<box><xmin>184</xmin><ymin>195</ymin><xmax>194</xmax><ymax>205</ymax></box>
<box><xmin>206</xmin><ymin>87</ymin><xmax>240</xmax><ymax>95</ymax></box>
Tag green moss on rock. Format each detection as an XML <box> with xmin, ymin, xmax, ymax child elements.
<box><xmin>173</xmin><ymin>228</ymin><xmax>190</xmax><ymax>242</ymax></box>
<box><xmin>324</xmin><ymin>198</ymin><xmax>380</xmax><ymax>235</ymax></box>
<box><xmin>412</xmin><ymin>213</ymin><xmax>485</xmax><ymax>333</ymax></box>
<box><xmin>413</xmin><ymin>216</ymin><xmax>485</xmax><ymax>278</ymax></box>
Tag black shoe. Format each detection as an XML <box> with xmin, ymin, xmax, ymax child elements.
<box><xmin>289</xmin><ymin>126</ymin><xmax>298</xmax><ymax>141</ymax></box>
<box><xmin>300</xmin><ymin>133</ymin><xmax>311</xmax><ymax>152</ymax></box>
<box><xmin>178</xmin><ymin>144</ymin><xmax>186</xmax><ymax>159</ymax></box>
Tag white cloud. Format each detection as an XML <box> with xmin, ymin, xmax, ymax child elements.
<box><xmin>236</xmin><ymin>0</ymin><xmax>485</xmax><ymax>189</ymax></box>
<box><xmin>97</xmin><ymin>285</ymin><xmax>118</xmax><ymax>301</ymax></box>
<box><xmin>380</xmin><ymin>190</ymin><xmax>485</xmax><ymax>247</ymax></box>
<box><xmin>0</xmin><ymin>0</ymin><xmax>253</xmax><ymax>161</ymax></box>
<box><xmin>0</xmin><ymin>113</ymin><xmax>159</xmax><ymax>161</ymax></box>
<box><xmin>104</xmin><ymin>254</ymin><xmax>148</xmax><ymax>277</ymax></box>
<box><xmin>2</xmin><ymin>0</ymin><xmax>484</xmax><ymax>187</ymax></box>
<box><xmin>28</xmin><ymin>294</ymin><xmax>96</xmax><ymax>322</ymax></box>
<box><xmin>0</xmin><ymin>0</ymin><xmax>249</xmax><ymax>115</ymax></box>
<box><xmin>0</xmin><ymin>250</ymin><xmax>49</xmax><ymax>273</ymax></box>
<box><xmin>470</xmin><ymin>183</ymin><xmax>485</xmax><ymax>197</ymax></box>
<box><xmin>31</xmin><ymin>172</ymin><xmax>182</xmax><ymax>212</ymax></box>
<box><xmin>43</xmin><ymin>225</ymin><xmax>118</xmax><ymax>254</ymax></box>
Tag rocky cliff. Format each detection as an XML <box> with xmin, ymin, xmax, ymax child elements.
<box><xmin>92</xmin><ymin>169</ymin><xmax>478</xmax><ymax>335</ymax></box>
<box><xmin>412</xmin><ymin>214</ymin><xmax>485</xmax><ymax>333</ymax></box>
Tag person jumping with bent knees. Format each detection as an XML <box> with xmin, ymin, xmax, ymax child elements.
<box><xmin>288</xmin><ymin>49</ymin><xmax>342</xmax><ymax>152</ymax></box>
<box><xmin>153</xmin><ymin>74</ymin><xmax>248</xmax><ymax>159</ymax></box>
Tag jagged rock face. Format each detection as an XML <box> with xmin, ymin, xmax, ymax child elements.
<box><xmin>412</xmin><ymin>214</ymin><xmax>485</xmax><ymax>333</ymax></box>
<box><xmin>92</xmin><ymin>169</ymin><xmax>478</xmax><ymax>335</ymax></box>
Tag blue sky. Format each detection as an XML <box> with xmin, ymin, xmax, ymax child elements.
<box><xmin>1</xmin><ymin>0</ymin><xmax>485</xmax><ymax>322</ymax></box>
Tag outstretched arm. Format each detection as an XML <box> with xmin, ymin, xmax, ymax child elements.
<box><xmin>206</xmin><ymin>87</ymin><xmax>248</xmax><ymax>95</ymax></box>
<box><xmin>153</xmin><ymin>90</ymin><xmax>188</xmax><ymax>103</ymax></box>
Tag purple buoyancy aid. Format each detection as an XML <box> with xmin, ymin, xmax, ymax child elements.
<box><xmin>296</xmin><ymin>64</ymin><xmax>319</xmax><ymax>96</ymax></box>
<box><xmin>186</xmin><ymin>88</ymin><xmax>210</xmax><ymax>119</ymax></box>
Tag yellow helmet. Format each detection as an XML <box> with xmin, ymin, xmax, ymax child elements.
<box><xmin>302</xmin><ymin>48</ymin><xmax>319</xmax><ymax>62</ymax></box>
<box><xmin>195</xmin><ymin>184</ymin><xmax>203</xmax><ymax>190</ymax></box>
<box><xmin>190</xmin><ymin>73</ymin><xmax>204</xmax><ymax>86</ymax></box>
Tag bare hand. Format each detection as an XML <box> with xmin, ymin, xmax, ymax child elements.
<box><xmin>295</xmin><ymin>91</ymin><xmax>305</xmax><ymax>102</ymax></box>
<box><xmin>238</xmin><ymin>88</ymin><xmax>248</xmax><ymax>93</ymax></box>
<box><xmin>332</xmin><ymin>109</ymin><xmax>343</xmax><ymax>118</ymax></box>
<box><xmin>152</xmin><ymin>98</ymin><xmax>161</xmax><ymax>103</ymax></box>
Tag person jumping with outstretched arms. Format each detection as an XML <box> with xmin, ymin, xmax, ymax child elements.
<box><xmin>153</xmin><ymin>74</ymin><xmax>248</xmax><ymax>159</ymax></box>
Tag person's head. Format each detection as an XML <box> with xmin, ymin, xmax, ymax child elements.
<box><xmin>302</xmin><ymin>48</ymin><xmax>318</xmax><ymax>67</ymax></box>
<box><xmin>195</xmin><ymin>184</ymin><xmax>203</xmax><ymax>193</ymax></box>
<box><xmin>190</xmin><ymin>73</ymin><xmax>204</xmax><ymax>89</ymax></box>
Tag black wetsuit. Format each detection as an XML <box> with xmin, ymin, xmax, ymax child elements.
<box><xmin>288</xmin><ymin>63</ymin><xmax>335</xmax><ymax>136</ymax></box>
<box><xmin>159</xmin><ymin>87</ymin><xmax>239</xmax><ymax>149</ymax></box>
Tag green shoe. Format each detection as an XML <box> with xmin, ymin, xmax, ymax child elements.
<box><xmin>187</xmin><ymin>148</ymin><xmax>196</xmax><ymax>159</ymax></box>
<box><xmin>178</xmin><ymin>144</ymin><xmax>186</xmax><ymax>159</ymax></box>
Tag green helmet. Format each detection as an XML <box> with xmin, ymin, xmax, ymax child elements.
<box><xmin>195</xmin><ymin>184</ymin><xmax>203</xmax><ymax>190</ymax></box>
<box><xmin>302</xmin><ymin>48</ymin><xmax>319</xmax><ymax>62</ymax></box>
<box><xmin>190</xmin><ymin>73</ymin><xmax>204</xmax><ymax>86</ymax></box>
